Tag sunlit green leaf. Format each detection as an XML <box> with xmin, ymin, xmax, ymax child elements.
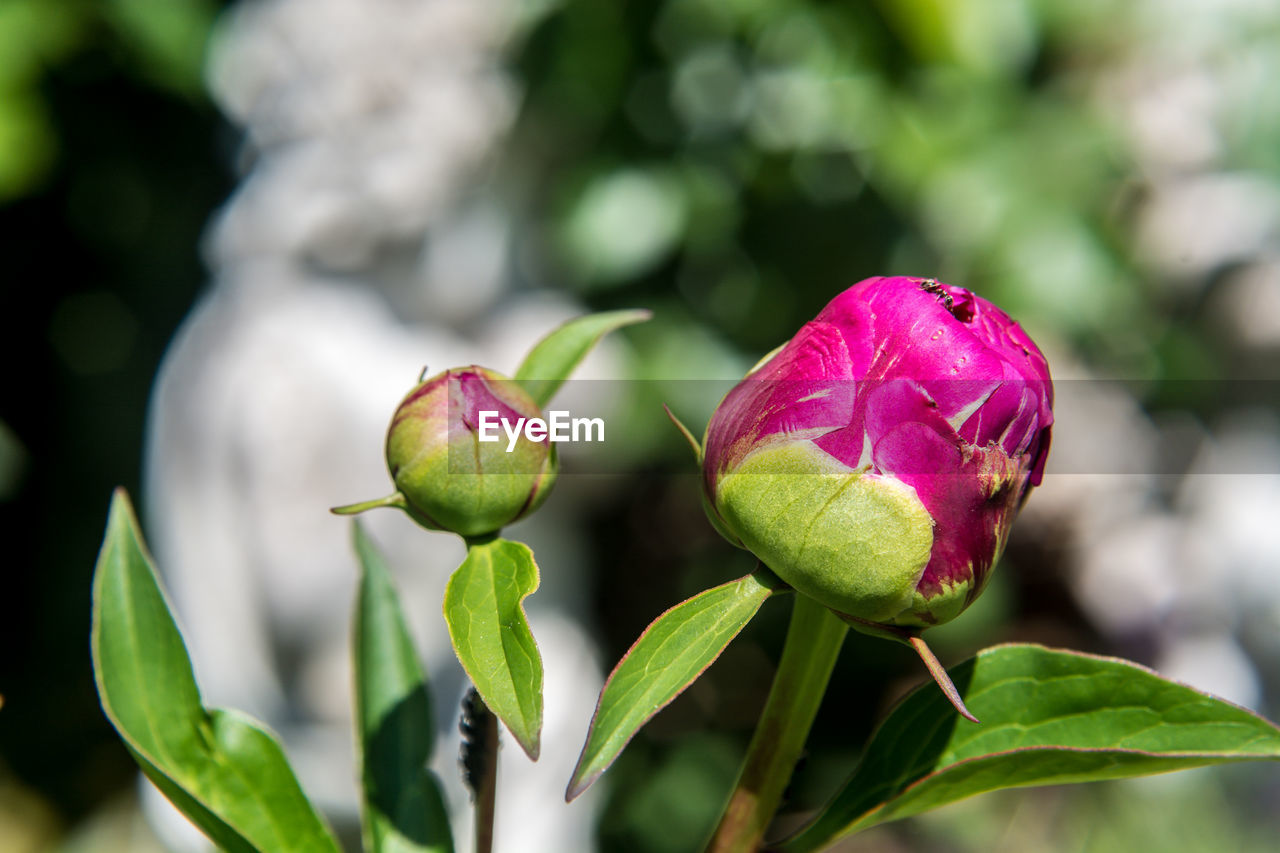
<box><xmin>353</xmin><ymin>522</ymin><xmax>454</xmax><ymax>853</ymax></box>
<box><xmin>443</xmin><ymin>538</ymin><xmax>544</xmax><ymax>759</ymax></box>
<box><xmin>514</xmin><ymin>309</ymin><xmax>651</xmax><ymax>406</ymax></box>
<box><xmin>567</xmin><ymin>569</ymin><xmax>784</xmax><ymax>800</ymax></box>
<box><xmin>91</xmin><ymin>489</ymin><xmax>341</xmax><ymax>853</ymax></box>
<box><xmin>781</xmin><ymin>643</ymin><xmax>1280</xmax><ymax>852</ymax></box>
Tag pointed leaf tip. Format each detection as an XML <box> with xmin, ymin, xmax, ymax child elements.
<box><xmin>331</xmin><ymin>493</ymin><xmax>407</xmax><ymax>516</ymax></box>
<box><xmin>662</xmin><ymin>404</ymin><xmax>703</xmax><ymax>466</ymax></box>
<box><xmin>567</xmin><ymin>571</ymin><xmax>780</xmax><ymax>800</ymax></box>
<box><xmin>908</xmin><ymin>634</ymin><xmax>979</xmax><ymax>723</ymax></box>
<box><xmin>514</xmin><ymin>308</ymin><xmax>652</xmax><ymax>406</ymax></box>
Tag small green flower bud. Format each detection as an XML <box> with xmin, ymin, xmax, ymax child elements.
<box><xmin>337</xmin><ymin>366</ymin><xmax>558</xmax><ymax>537</ymax></box>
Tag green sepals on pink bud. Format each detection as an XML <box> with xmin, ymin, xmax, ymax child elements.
<box><xmin>702</xmin><ymin>276</ymin><xmax>1053</xmax><ymax>719</ymax></box>
<box><xmin>334</xmin><ymin>366</ymin><xmax>558</xmax><ymax>538</ymax></box>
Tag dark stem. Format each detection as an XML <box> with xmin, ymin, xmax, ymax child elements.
<box><xmin>706</xmin><ymin>594</ymin><xmax>848</xmax><ymax>853</ymax></box>
<box><xmin>461</xmin><ymin>687</ymin><xmax>499</xmax><ymax>853</ymax></box>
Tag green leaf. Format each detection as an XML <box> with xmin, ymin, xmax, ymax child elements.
<box><xmin>90</xmin><ymin>489</ymin><xmax>341</xmax><ymax>853</ymax></box>
<box><xmin>567</xmin><ymin>569</ymin><xmax>785</xmax><ymax>801</ymax></box>
<box><xmin>353</xmin><ymin>522</ymin><xmax>454</xmax><ymax>853</ymax></box>
<box><xmin>780</xmin><ymin>643</ymin><xmax>1280</xmax><ymax>852</ymax></box>
<box><xmin>443</xmin><ymin>538</ymin><xmax>544</xmax><ymax>759</ymax></box>
<box><xmin>513</xmin><ymin>308</ymin><xmax>651</xmax><ymax>406</ymax></box>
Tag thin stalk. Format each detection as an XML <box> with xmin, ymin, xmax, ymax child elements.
<box><xmin>461</xmin><ymin>688</ymin><xmax>499</xmax><ymax>853</ymax></box>
<box><xmin>707</xmin><ymin>593</ymin><xmax>848</xmax><ymax>853</ymax></box>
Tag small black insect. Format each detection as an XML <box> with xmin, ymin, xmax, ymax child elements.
<box><xmin>460</xmin><ymin>687</ymin><xmax>497</xmax><ymax>800</ymax></box>
<box><xmin>919</xmin><ymin>278</ymin><xmax>955</xmax><ymax>312</ymax></box>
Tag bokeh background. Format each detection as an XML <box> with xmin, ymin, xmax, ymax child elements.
<box><xmin>4</xmin><ymin>0</ymin><xmax>1280</xmax><ymax>851</ymax></box>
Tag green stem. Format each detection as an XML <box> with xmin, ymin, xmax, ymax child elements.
<box><xmin>706</xmin><ymin>593</ymin><xmax>848</xmax><ymax>853</ymax></box>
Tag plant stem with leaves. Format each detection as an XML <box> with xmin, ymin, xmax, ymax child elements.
<box><xmin>707</xmin><ymin>592</ymin><xmax>848</xmax><ymax>852</ymax></box>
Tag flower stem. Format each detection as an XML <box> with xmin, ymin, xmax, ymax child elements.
<box><xmin>461</xmin><ymin>688</ymin><xmax>499</xmax><ymax>853</ymax></box>
<box><xmin>707</xmin><ymin>593</ymin><xmax>848</xmax><ymax>853</ymax></box>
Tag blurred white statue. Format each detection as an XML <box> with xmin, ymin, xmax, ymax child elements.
<box><xmin>142</xmin><ymin>1</ymin><xmax>614</xmax><ymax>850</ymax></box>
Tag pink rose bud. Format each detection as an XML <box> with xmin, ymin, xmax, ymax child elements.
<box><xmin>702</xmin><ymin>277</ymin><xmax>1052</xmax><ymax>717</ymax></box>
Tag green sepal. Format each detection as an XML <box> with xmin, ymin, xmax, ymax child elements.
<box><xmin>714</xmin><ymin>441</ymin><xmax>933</xmax><ymax>622</ymax></box>
<box><xmin>662</xmin><ymin>403</ymin><xmax>703</xmax><ymax>466</ymax></box>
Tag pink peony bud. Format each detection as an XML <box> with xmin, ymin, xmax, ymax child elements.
<box><xmin>703</xmin><ymin>277</ymin><xmax>1052</xmax><ymax>655</ymax></box>
<box><xmin>336</xmin><ymin>366</ymin><xmax>558</xmax><ymax>538</ymax></box>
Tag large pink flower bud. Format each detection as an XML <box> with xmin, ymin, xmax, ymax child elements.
<box><xmin>703</xmin><ymin>276</ymin><xmax>1052</xmax><ymax>633</ymax></box>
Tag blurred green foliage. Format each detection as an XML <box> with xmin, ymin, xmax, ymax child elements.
<box><xmin>0</xmin><ymin>0</ymin><xmax>215</xmax><ymax>199</ymax></box>
<box><xmin>0</xmin><ymin>0</ymin><xmax>232</xmax><ymax>840</ymax></box>
<box><xmin>512</xmin><ymin>0</ymin><xmax>1280</xmax><ymax>384</ymax></box>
